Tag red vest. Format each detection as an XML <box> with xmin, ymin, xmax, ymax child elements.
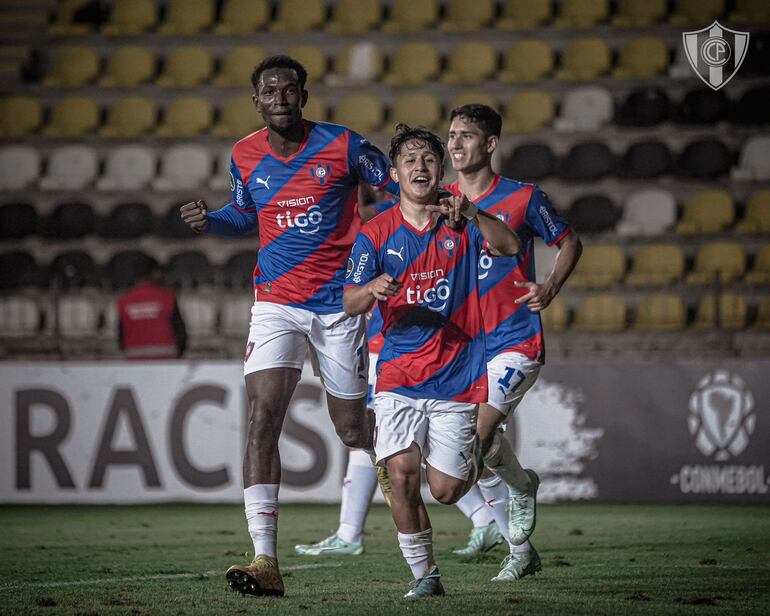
<box><xmin>117</xmin><ymin>283</ymin><xmax>178</xmax><ymax>360</ymax></box>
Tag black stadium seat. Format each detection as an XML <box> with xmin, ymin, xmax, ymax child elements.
<box><xmin>616</xmin><ymin>87</ymin><xmax>669</xmax><ymax>127</ymax></box>
<box><xmin>733</xmin><ymin>86</ymin><xmax>770</xmax><ymax>125</ymax></box>
<box><xmin>156</xmin><ymin>202</ymin><xmax>196</xmax><ymax>238</ymax></box>
<box><xmin>100</xmin><ymin>202</ymin><xmax>155</xmax><ymax>239</ymax></box>
<box><xmin>559</xmin><ymin>142</ymin><xmax>614</xmax><ymax>181</ymax></box>
<box><xmin>50</xmin><ymin>251</ymin><xmax>101</xmax><ymax>288</ymax></box>
<box><xmin>619</xmin><ymin>140</ymin><xmax>673</xmax><ymax>179</ymax></box>
<box><xmin>501</xmin><ymin>142</ymin><xmax>555</xmax><ymax>182</ymax></box>
<box><xmin>106</xmin><ymin>250</ymin><xmax>157</xmax><ymax>290</ymax></box>
<box><xmin>0</xmin><ymin>250</ymin><xmax>40</xmax><ymax>289</ymax></box>
<box><xmin>166</xmin><ymin>250</ymin><xmax>217</xmax><ymax>289</ymax></box>
<box><xmin>44</xmin><ymin>202</ymin><xmax>97</xmax><ymax>239</ymax></box>
<box><xmin>223</xmin><ymin>250</ymin><xmax>257</xmax><ymax>289</ymax></box>
<box><xmin>676</xmin><ymin>88</ymin><xmax>729</xmax><ymax>125</ymax></box>
<box><xmin>567</xmin><ymin>194</ymin><xmax>621</xmax><ymax>234</ymax></box>
<box><xmin>743</xmin><ymin>32</ymin><xmax>770</xmax><ymax>76</ymax></box>
<box><xmin>678</xmin><ymin>138</ymin><xmax>732</xmax><ymax>179</ymax></box>
<box><xmin>0</xmin><ymin>202</ymin><xmax>38</xmax><ymax>239</ymax></box>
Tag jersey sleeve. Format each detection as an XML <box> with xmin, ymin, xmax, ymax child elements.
<box><xmin>345</xmin><ymin>232</ymin><xmax>380</xmax><ymax>289</ymax></box>
<box><xmin>347</xmin><ymin>131</ymin><xmax>399</xmax><ymax>195</ymax></box>
<box><xmin>524</xmin><ymin>187</ymin><xmax>571</xmax><ymax>246</ymax></box>
<box><xmin>229</xmin><ymin>156</ymin><xmax>256</xmax><ymax>213</ymax></box>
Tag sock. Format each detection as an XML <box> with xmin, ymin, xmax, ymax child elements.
<box><xmin>512</xmin><ymin>539</ymin><xmax>532</xmax><ymax>553</ymax></box>
<box><xmin>455</xmin><ymin>484</ymin><xmax>494</xmax><ymax>528</ymax></box>
<box><xmin>483</xmin><ymin>431</ymin><xmax>530</xmax><ymax>493</ymax></box>
<box><xmin>337</xmin><ymin>449</ymin><xmax>377</xmax><ymax>544</ymax></box>
<box><xmin>398</xmin><ymin>528</ymin><xmax>436</xmax><ymax>579</ymax></box>
<box><xmin>244</xmin><ymin>484</ymin><xmax>279</xmax><ymax>558</ymax></box>
<box><xmin>478</xmin><ymin>474</ymin><xmax>511</xmax><ymax>543</ymax></box>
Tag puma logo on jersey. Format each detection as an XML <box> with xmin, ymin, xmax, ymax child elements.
<box><xmin>255</xmin><ymin>176</ymin><xmax>270</xmax><ymax>190</ymax></box>
<box><xmin>387</xmin><ymin>247</ymin><xmax>405</xmax><ymax>261</ymax></box>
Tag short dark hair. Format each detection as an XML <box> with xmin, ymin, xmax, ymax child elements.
<box><xmin>388</xmin><ymin>123</ymin><xmax>445</xmax><ymax>164</ymax></box>
<box><xmin>449</xmin><ymin>104</ymin><xmax>502</xmax><ymax>137</ymax></box>
<box><xmin>251</xmin><ymin>54</ymin><xmax>308</xmax><ymax>92</ymax></box>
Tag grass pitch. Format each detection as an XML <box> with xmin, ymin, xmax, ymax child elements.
<box><xmin>1</xmin><ymin>503</ymin><xmax>768</xmax><ymax>615</ymax></box>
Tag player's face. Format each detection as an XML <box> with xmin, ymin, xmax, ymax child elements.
<box><xmin>447</xmin><ymin>116</ymin><xmax>497</xmax><ymax>173</ymax></box>
<box><xmin>253</xmin><ymin>67</ymin><xmax>307</xmax><ymax>130</ymax></box>
<box><xmin>390</xmin><ymin>139</ymin><xmax>443</xmax><ymax>204</ymax></box>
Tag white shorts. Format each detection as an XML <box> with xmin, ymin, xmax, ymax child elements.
<box><xmin>486</xmin><ymin>351</ymin><xmax>541</xmax><ymax>417</ymax></box>
<box><xmin>244</xmin><ymin>301</ymin><xmax>368</xmax><ymax>399</ymax></box>
<box><xmin>372</xmin><ymin>392</ymin><xmax>478</xmax><ymax>481</ymax></box>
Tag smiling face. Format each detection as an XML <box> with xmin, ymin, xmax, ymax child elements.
<box><xmin>390</xmin><ymin>138</ymin><xmax>443</xmax><ymax>205</ymax></box>
<box><xmin>253</xmin><ymin>67</ymin><xmax>307</xmax><ymax>131</ymax></box>
<box><xmin>447</xmin><ymin>115</ymin><xmax>497</xmax><ymax>174</ymax></box>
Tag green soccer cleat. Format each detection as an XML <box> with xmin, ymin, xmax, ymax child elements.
<box><xmin>491</xmin><ymin>546</ymin><xmax>542</xmax><ymax>582</ymax></box>
<box><xmin>225</xmin><ymin>554</ymin><xmax>284</xmax><ymax>597</ymax></box>
<box><xmin>452</xmin><ymin>522</ymin><xmax>505</xmax><ymax>556</ymax></box>
<box><xmin>293</xmin><ymin>533</ymin><xmax>364</xmax><ymax>556</ymax></box>
<box><xmin>403</xmin><ymin>567</ymin><xmax>445</xmax><ymax>599</ymax></box>
<box><xmin>508</xmin><ymin>469</ymin><xmax>540</xmax><ymax>545</ymax></box>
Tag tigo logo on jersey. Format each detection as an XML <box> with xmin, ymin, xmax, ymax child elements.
<box><xmin>310</xmin><ymin>163</ymin><xmax>332</xmax><ymax>185</ymax></box>
<box><xmin>406</xmin><ymin>271</ymin><xmax>451</xmax><ymax>312</ymax></box>
<box><xmin>276</xmin><ymin>204</ymin><xmax>323</xmax><ymax>234</ymax></box>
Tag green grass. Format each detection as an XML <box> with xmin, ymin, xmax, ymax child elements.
<box><xmin>1</xmin><ymin>503</ymin><xmax>769</xmax><ymax>615</ymax></box>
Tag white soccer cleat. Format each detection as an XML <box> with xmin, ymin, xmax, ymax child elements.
<box><xmin>452</xmin><ymin>522</ymin><xmax>505</xmax><ymax>556</ymax></box>
<box><xmin>491</xmin><ymin>545</ymin><xmax>542</xmax><ymax>582</ymax></box>
<box><xmin>294</xmin><ymin>533</ymin><xmax>364</xmax><ymax>556</ymax></box>
<box><xmin>508</xmin><ymin>469</ymin><xmax>540</xmax><ymax>545</ymax></box>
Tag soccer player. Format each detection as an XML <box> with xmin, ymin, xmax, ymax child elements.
<box><xmin>344</xmin><ymin>125</ymin><xmax>520</xmax><ymax>598</ymax></box>
<box><xmin>179</xmin><ymin>55</ymin><xmax>397</xmax><ymax>597</ymax></box>
<box><xmin>446</xmin><ymin>104</ymin><xmax>583</xmax><ymax>581</ymax></box>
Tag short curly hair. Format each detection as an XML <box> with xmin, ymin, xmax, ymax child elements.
<box><xmin>388</xmin><ymin>123</ymin><xmax>445</xmax><ymax>164</ymax></box>
<box><xmin>449</xmin><ymin>104</ymin><xmax>502</xmax><ymax>137</ymax></box>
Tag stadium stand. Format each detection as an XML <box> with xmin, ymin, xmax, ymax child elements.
<box><xmin>540</xmin><ymin>296</ymin><xmax>568</xmax><ymax>332</ymax></box>
<box><xmin>39</xmin><ymin>145</ymin><xmax>98</xmax><ymax>190</ymax></box>
<box><xmin>326</xmin><ymin>0</ymin><xmax>381</xmax><ymax>34</ymax></box>
<box><xmin>391</xmin><ymin>93</ymin><xmax>442</xmax><ymax>130</ymax></box>
<box><xmin>214</xmin><ymin>46</ymin><xmax>267</xmax><ymax>88</ymax></box>
<box><xmin>754</xmin><ymin>298</ymin><xmax>770</xmax><ymax>330</ymax></box>
<box><xmin>223</xmin><ymin>251</ymin><xmax>257</xmax><ymax>290</ymax></box>
<box><xmin>102</xmin><ymin>0</ymin><xmax>157</xmax><ymax>35</ymax></box>
<box><xmin>502</xmin><ymin>91</ymin><xmax>554</xmax><ymax>133</ymax></box>
<box><xmin>382</xmin><ymin>0</ymin><xmax>439</xmax><ymax>32</ymax></box>
<box><xmin>157</xmin><ymin>0</ymin><xmax>214</xmax><ymax>36</ymax></box>
<box><xmin>0</xmin><ymin>146</ymin><xmax>40</xmax><ymax>190</ymax></box>
<box><xmin>612</xmin><ymin>0</ymin><xmax>667</xmax><ymax>27</ymax></box>
<box><xmin>737</xmin><ymin>191</ymin><xmax>770</xmax><ymax>234</ymax></box>
<box><xmin>555</xmin><ymin>38</ymin><xmax>611</xmax><ymax>80</ymax></box>
<box><xmin>215</xmin><ymin>0</ymin><xmax>269</xmax><ymax>35</ymax></box>
<box><xmin>166</xmin><ymin>251</ymin><xmax>217</xmax><ymax>289</ymax></box>
<box><xmin>554</xmin><ymin>86</ymin><xmax>613</xmax><ymax>131</ymax></box>
<box><xmin>686</xmin><ymin>242</ymin><xmax>747</xmax><ymax>286</ymax></box>
<box><xmin>0</xmin><ymin>203</ymin><xmax>37</xmax><ymax>240</ymax></box>
<box><xmin>156</xmin><ymin>97</ymin><xmax>213</xmax><ymax>137</ymax></box>
<box><xmin>0</xmin><ymin>251</ymin><xmax>40</xmax><ymax>290</ymax></box>
<box><xmin>43</xmin><ymin>202</ymin><xmax>97</xmax><ymax>239</ymax></box>
<box><xmin>498</xmin><ymin>0</ymin><xmax>551</xmax><ymax>30</ymax></box>
<box><xmin>331</xmin><ymin>94</ymin><xmax>383</xmax><ymax>135</ymax></box>
<box><xmin>616</xmin><ymin>87</ymin><xmax>670</xmax><ymax>127</ymax></box>
<box><xmin>616</xmin><ymin>189</ymin><xmax>677</xmax><ymax>237</ymax></box>
<box><xmin>626</xmin><ymin>244</ymin><xmax>685</xmax><ymax>287</ymax></box>
<box><xmin>106</xmin><ymin>251</ymin><xmax>157</xmax><ymax>291</ymax></box>
<box><xmin>619</xmin><ymin>140</ymin><xmax>673</xmax><ymax>179</ymax></box>
<box><xmin>286</xmin><ymin>45</ymin><xmax>326</xmax><ymax>84</ymax></box>
<box><xmin>50</xmin><ymin>251</ymin><xmax>101</xmax><ymax>288</ymax></box>
<box><xmin>499</xmin><ymin>40</ymin><xmax>555</xmax><ymax>83</ymax></box>
<box><xmin>572</xmin><ymin>294</ymin><xmax>627</xmax><ymax>333</ymax></box>
<box><xmin>154</xmin><ymin>145</ymin><xmax>212</xmax><ymax>191</ymax></box>
<box><xmin>213</xmin><ymin>97</ymin><xmax>264</xmax><ymax>138</ymax></box>
<box><xmin>560</xmin><ymin>142</ymin><xmax>614</xmax><ymax>181</ymax></box>
<box><xmin>612</xmin><ymin>37</ymin><xmax>669</xmax><ymax>80</ymax></box>
<box><xmin>0</xmin><ymin>96</ymin><xmax>42</xmax><ymax>137</ymax></box>
<box><xmin>745</xmin><ymin>245</ymin><xmax>770</xmax><ymax>285</ymax></box>
<box><xmin>43</xmin><ymin>96</ymin><xmax>99</xmax><ymax>138</ymax></box>
<box><xmin>633</xmin><ymin>292</ymin><xmax>687</xmax><ymax>332</ymax></box>
<box><xmin>676</xmin><ymin>88</ymin><xmax>729</xmax><ymax>125</ymax></box>
<box><xmin>157</xmin><ymin>203</ymin><xmax>197</xmax><ymax>240</ymax></box>
<box><xmin>157</xmin><ymin>46</ymin><xmax>213</xmax><ymax>88</ymax></box>
<box><xmin>502</xmin><ymin>142</ymin><xmax>555</xmax><ymax>181</ymax></box>
<box><xmin>441</xmin><ymin>0</ymin><xmax>495</xmax><ymax>32</ymax></box>
<box><xmin>100</xmin><ymin>97</ymin><xmax>157</xmax><ymax>139</ymax></box>
<box><xmin>694</xmin><ymin>293</ymin><xmax>748</xmax><ymax>330</ymax></box>
<box><xmin>679</xmin><ymin>138</ymin><xmax>732</xmax><ymax>179</ymax></box>
<box><xmin>676</xmin><ymin>190</ymin><xmax>735</xmax><ymax>235</ymax></box>
<box><xmin>669</xmin><ymin>0</ymin><xmax>725</xmax><ymax>26</ymax></box>
<box><xmin>48</xmin><ymin>0</ymin><xmax>96</xmax><ymax>36</ymax></box>
<box><xmin>567</xmin><ymin>195</ymin><xmax>621</xmax><ymax>234</ymax></box>
<box><xmin>97</xmin><ymin>146</ymin><xmax>156</xmax><ymax>191</ymax></box>
<box><xmin>734</xmin><ymin>86</ymin><xmax>770</xmax><ymax>125</ymax></box>
<box><xmin>567</xmin><ymin>244</ymin><xmax>626</xmax><ymax>288</ymax></box>
<box><xmin>43</xmin><ymin>45</ymin><xmax>99</xmax><ymax>87</ymax></box>
<box><xmin>555</xmin><ymin>0</ymin><xmax>609</xmax><ymax>28</ymax></box>
<box><xmin>270</xmin><ymin>0</ymin><xmax>326</xmax><ymax>33</ymax></box>
<box><xmin>732</xmin><ymin>136</ymin><xmax>770</xmax><ymax>181</ymax></box>
<box><xmin>442</xmin><ymin>42</ymin><xmax>498</xmax><ymax>85</ymax></box>
<box><xmin>100</xmin><ymin>46</ymin><xmax>155</xmax><ymax>87</ymax></box>
<box><xmin>730</xmin><ymin>0</ymin><xmax>770</xmax><ymax>24</ymax></box>
<box><xmin>99</xmin><ymin>202</ymin><xmax>155</xmax><ymax>240</ymax></box>
<box><xmin>384</xmin><ymin>42</ymin><xmax>440</xmax><ymax>86</ymax></box>
<box><xmin>328</xmin><ymin>43</ymin><xmax>383</xmax><ymax>85</ymax></box>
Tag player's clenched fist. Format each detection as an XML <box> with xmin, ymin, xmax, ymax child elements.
<box><xmin>367</xmin><ymin>274</ymin><xmax>402</xmax><ymax>301</ymax></box>
<box><xmin>180</xmin><ymin>199</ymin><xmax>209</xmax><ymax>234</ymax></box>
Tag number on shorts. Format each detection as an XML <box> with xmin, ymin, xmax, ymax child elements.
<box><xmin>497</xmin><ymin>366</ymin><xmax>525</xmax><ymax>397</ymax></box>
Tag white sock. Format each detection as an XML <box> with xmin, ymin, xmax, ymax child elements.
<box><xmin>398</xmin><ymin>528</ymin><xmax>435</xmax><ymax>579</ymax></box>
<box><xmin>455</xmin><ymin>484</ymin><xmax>494</xmax><ymax>528</ymax></box>
<box><xmin>244</xmin><ymin>484</ymin><xmax>279</xmax><ymax>558</ymax></box>
<box><xmin>512</xmin><ymin>539</ymin><xmax>532</xmax><ymax>553</ymax></box>
<box><xmin>337</xmin><ymin>449</ymin><xmax>377</xmax><ymax>544</ymax></box>
<box><xmin>483</xmin><ymin>431</ymin><xmax>530</xmax><ymax>492</ymax></box>
<box><xmin>478</xmin><ymin>475</ymin><xmax>511</xmax><ymax>543</ymax></box>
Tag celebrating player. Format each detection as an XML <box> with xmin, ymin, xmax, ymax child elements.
<box><xmin>179</xmin><ymin>55</ymin><xmax>397</xmax><ymax>598</ymax></box>
<box><xmin>344</xmin><ymin>125</ymin><xmax>520</xmax><ymax>599</ymax></box>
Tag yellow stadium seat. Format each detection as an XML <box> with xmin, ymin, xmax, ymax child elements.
<box><xmin>102</xmin><ymin>0</ymin><xmax>156</xmax><ymax>35</ymax></box>
<box><xmin>390</xmin><ymin>93</ymin><xmax>441</xmax><ymax>130</ymax></box>
<box><xmin>100</xmin><ymin>97</ymin><xmax>156</xmax><ymax>138</ymax></box>
<box><xmin>271</xmin><ymin>0</ymin><xmax>325</xmax><ymax>33</ymax></box>
<box><xmin>441</xmin><ymin>42</ymin><xmax>498</xmax><ymax>85</ymax></box>
<box><xmin>670</xmin><ymin>0</ymin><xmax>724</xmax><ymax>26</ymax></box>
<box><xmin>676</xmin><ymin>190</ymin><xmax>735</xmax><ymax>235</ymax></box>
<box><xmin>43</xmin><ymin>45</ymin><xmax>100</xmax><ymax>87</ymax></box>
<box><xmin>745</xmin><ymin>245</ymin><xmax>770</xmax><ymax>286</ymax></box>
<box><xmin>541</xmin><ymin>296</ymin><xmax>568</xmax><ymax>332</ymax></box>
<box><xmin>43</xmin><ymin>96</ymin><xmax>99</xmax><ymax>138</ymax></box>
<box><xmin>157</xmin><ymin>97</ymin><xmax>213</xmax><ymax>138</ymax></box>
<box><xmin>212</xmin><ymin>96</ymin><xmax>264</xmax><ymax>138</ymax></box>
<box><xmin>499</xmin><ymin>40</ymin><xmax>555</xmax><ymax>82</ymax></box>
<box><xmin>447</xmin><ymin>91</ymin><xmax>499</xmax><ymax>116</ymax></box>
<box><xmin>753</xmin><ymin>298</ymin><xmax>770</xmax><ymax>330</ymax></box>
<box><xmin>503</xmin><ymin>91</ymin><xmax>554</xmax><ymax>133</ymax></box>
<box><xmin>555</xmin><ymin>38</ymin><xmax>611</xmax><ymax>80</ymax></box>
<box><xmin>626</xmin><ymin>243</ymin><xmax>685</xmax><ymax>287</ymax></box>
<box><xmin>48</xmin><ymin>0</ymin><xmax>94</xmax><ymax>35</ymax></box>
<box><xmin>613</xmin><ymin>37</ymin><xmax>669</xmax><ymax>79</ymax></box>
<box><xmin>214</xmin><ymin>46</ymin><xmax>266</xmax><ymax>88</ymax></box>
<box><xmin>633</xmin><ymin>293</ymin><xmax>687</xmax><ymax>332</ymax></box>
<box><xmin>694</xmin><ymin>293</ymin><xmax>747</xmax><ymax>330</ymax></box>
<box><xmin>0</xmin><ymin>96</ymin><xmax>41</xmax><ymax>137</ymax></box>
<box><xmin>328</xmin><ymin>44</ymin><xmax>384</xmax><ymax>85</ymax></box>
<box><xmin>215</xmin><ymin>0</ymin><xmax>269</xmax><ymax>34</ymax></box>
<box><xmin>573</xmin><ymin>294</ymin><xmax>627</xmax><ymax>332</ymax></box>
<box><xmin>498</xmin><ymin>0</ymin><xmax>551</xmax><ymax>30</ymax></box>
<box><xmin>613</xmin><ymin>0</ymin><xmax>667</xmax><ymax>27</ymax></box>
<box><xmin>737</xmin><ymin>191</ymin><xmax>770</xmax><ymax>234</ymax></box>
<box><xmin>686</xmin><ymin>242</ymin><xmax>746</xmax><ymax>285</ymax></box>
<box><xmin>441</xmin><ymin>0</ymin><xmax>494</xmax><ymax>32</ymax></box>
<box><xmin>567</xmin><ymin>244</ymin><xmax>626</xmax><ymax>288</ymax></box>
<box><xmin>384</xmin><ymin>43</ymin><xmax>439</xmax><ymax>86</ymax></box>
<box><xmin>730</xmin><ymin>0</ymin><xmax>770</xmax><ymax>24</ymax></box>
<box><xmin>157</xmin><ymin>46</ymin><xmax>212</xmax><ymax>88</ymax></box>
<box><xmin>331</xmin><ymin>95</ymin><xmax>383</xmax><ymax>135</ymax></box>
<box><xmin>383</xmin><ymin>0</ymin><xmax>438</xmax><ymax>32</ymax></box>
<box><xmin>302</xmin><ymin>96</ymin><xmax>326</xmax><ymax>122</ymax></box>
<box><xmin>555</xmin><ymin>0</ymin><xmax>609</xmax><ymax>28</ymax></box>
<box><xmin>100</xmin><ymin>46</ymin><xmax>155</xmax><ymax>87</ymax></box>
<box><xmin>286</xmin><ymin>45</ymin><xmax>326</xmax><ymax>84</ymax></box>
<box><xmin>158</xmin><ymin>0</ymin><xmax>214</xmax><ymax>35</ymax></box>
<box><xmin>327</xmin><ymin>0</ymin><xmax>380</xmax><ymax>34</ymax></box>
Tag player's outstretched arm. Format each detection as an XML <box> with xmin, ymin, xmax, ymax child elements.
<box><xmin>180</xmin><ymin>200</ymin><xmax>258</xmax><ymax>237</ymax></box>
<box><xmin>344</xmin><ymin>274</ymin><xmax>402</xmax><ymax>316</ymax></box>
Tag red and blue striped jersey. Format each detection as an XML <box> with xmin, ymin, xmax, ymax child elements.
<box><xmin>366</xmin><ymin>304</ymin><xmax>384</xmax><ymax>354</ymax></box>
<box><xmin>446</xmin><ymin>176</ymin><xmax>570</xmax><ymax>363</ymax></box>
<box><xmin>228</xmin><ymin>120</ymin><xmax>394</xmax><ymax>314</ymax></box>
<box><xmin>346</xmin><ymin>205</ymin><xmax>488</xmax><ymax>403</ymax></box>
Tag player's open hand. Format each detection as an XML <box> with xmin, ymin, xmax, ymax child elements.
<box><xmin>426</xmin><ymin>195</ymin><xmax>463</xmax><ymax>226</ymax></box>
<box><xmin>367</xmin><ymin>274</ymin><xmax>402</xmax><ymax>301</ymax></box>
<box><xmin>514</xmin><ymin>280</ymin><xmax>556</xmax><ymax>312</ymax></box>
<box><xmin>180</xmin><ymin>200</ymin><xmax>209</xmax><ymax>234</ymax></box>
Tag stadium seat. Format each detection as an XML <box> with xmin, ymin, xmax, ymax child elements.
<box><xmin>447</xmin><ymin>91</ymin><xmax>499</xmax><ymax>115</ymax></box>
<box><xmin>567</xmin><ymin>195</ymin><xmax>621</xmax><ymax>234</ymax></box>
<box><xmin>0</xmin><ymin>251</ymin><xmax>40</xmax><ymax>289</ymax></box>
<box><xmin>220</xmin><ymin>293</ymin><xmax>253</xmax><ymax>338</ymax></box>
<box><xmin>679</xmin><ymin>139</ymin><xmax>732</xmax><ymax>179</ymax></box>
<box><xmin>753</xmin><ymin>298</ymin><xmax>770</xmax><ymax>330</ymax></box>
<box><xmin>43</xmin><ymin>96</ymin><xmax>99</xmax><ymax>138</ymax></box>
<box><xmin>326</xmin><ymin>0</ymin><xmax>380</xmax><ymax>34</ymax></box>
<box><xmin>633</xmin><ymin>293</ymin><xmax>687</xmax><ymax>332</ymax></box>
<box><xmin>743</xmin><ymin>32</ymin><xmax>770</xmax><ymax>76</ymax></box>
<box><xmin>50</xmin><ymin>251</ymin><xmax>101</xmax><ymax>288</ymax></box>
<box><xmin>43</xmin><ymin>45</ymin><xmax>100</xmax><ymax>87</ymax></box>
<box><xmin>384</xmin><ymin>42</ymin><xmax>440</xmax><ymax>86</ymax></box>
<box><xmin>302</xmin><ymin>96</ymin><xmax>326</xmax><ymax>122</ymax></box>
<box><xmin>43</xmin><ymin>202</ymin><xmax>97</xmax><ymax>239</ymax></box>
<box><xmin>382</xmin><ymin>0</ymin><xmax>438</xmax><ymax>32</ymax></box>
<box><xmin>540</xmin><ymin>295</ymin><xmax>568</xmax><ymax>332</ymax></box>
<box><xmin>676</xmin><ymin>89</ymin><xmax>729</xmax><ymax>125</ymax></box>
<box><xmin>730</xmin><ymin>0</ymin><xmax>770</xmax><ymax>24</ymax></box>
<box><xmin>732</xmin><ymin>137</ymin><xmax>770</xmax><ymax>181</ymax></box>
<box><xmin>0</xmin><ymin>203</ymin><xmax>37</xmax><ymax>239</ymax></box>
<box><xmin>555</xmin><ymin>38</ymin><xmax>611</xmax><ymax>80</ymax></box>
<box><xmin>56</xmin><ymin>294</ymin><xmax>101</xmax><ymax>339</ymax></box>
<box><xmin>97</xmin><ymin>145</ymin><xmax>156</xmax><ymax>191</ymax></box>
<box><xmin>286</xmin><ymin>45</ymin><xmax>326</xmax><ymax>83</ymax></box>
<box><xmin>0</xmin><ymin>96</ymin><xmax>41</xmax><ymax>137</ymax></box>
<box><xmin>100</xmin><ymin>203</ymin><xmax>154</xmax><ymax>239</ymax></box>
<box><xmin>676</xmin><ymin>190</ymin><xmax>735</xmax><ymax>235</ymax></box>
<box><xmin>733</xmin><ymin>86</ymin><xmax>770</xmax><ymax>125</ymax></box>
<box><xmin>328</xmin><ymin>43</ymin><xmax>383</xmax><ymax>85</ymax></box>
<box><xmin>0</xmin><ymin>294</ymin><xmax>40</xmax><ymax>338</ymax></box>
<box><xmin>745</xmin><ymin>245</ymin><xmax>770</xmax><ymax>285</ymax></box>
<box><xmin>694</xmin><ymin>293</ymin><xmax>747</xmax><ymax>330</ymax></box>
<box><xmin>612</xmin><ymin>0</ymin><xmax>666</xmax><ymax>27</ymax></box>
<box><xmin>441</xmin><ymin>0</ymin><xmax>494</xmax><ymax>32</ymax></box>
<box><xmin>214</xmin><ymin>46</ymin><xmax>266</xmax><ymax>88</ymax></box>
<box><xmin>106</xmin><ymin>251</ymin><xmax>156</xmax><ymax>290</ymax></box>
<box><xmin>619</xmin><ymin>140</ymin><xmax>673</xmax><ymax>179</ymax></box>
<box><xmin>156</xmin><ymin>97</ymin><xmax>213</xmax><ymax>137</ymax></box>
<box><xmin>442</xmin><ymin>42</ymin><xmax>497</xmax><ymax>85</ymax></box>
<box><xmin>567</xmin><ymin>244</ymin><xmax>625</xmax><ymax>288</ymax></box>
<box><xmin>102</xmin><ymin>0</ymin><xmax>156</xmax><ymax>35</ymax></box>
<box><xmin>613</xmin><ymin>37</ymin><xmax>669</xmax><ymax>79</ymax></box>
<box><xmin>498</xmin><ymin>41</ymin><xmax>554</xmax><ymax>82</ymax></box>
<box><xmin>157</xmin><ymin>46</ymin><xmax>212</xmax><ymax>88</ymax></box>
<box><xmin>391</xmin><ymin>93</ymin><xmax>441</xmax><ymax>130</ymax></box>
<box><xmin>616</xmin><ymin>87</ymin><xmax>670</xmax><ymax>127</ymax></box>
<box><xmin>626</xmin><ymin>243</ymin><xmax>685</xmax><ymax>287</ymax></box>
<box><xmin>0</xmin><ymin>146</ymin><xmax>40</xmax><ymax>190</ymax></box>
<box><xmin>270</xmin><ymin>0</ymin><xmax>325</xmax><ymax>33</ymax></box>
<box><xmin>737</xmin><ymin>191</ymin><xmax>770</xmax><ymax>234</ymax></box>
<box><xmin>331</xmin><ymin>95</ymin><xmax>383</xmax><ymax>135</ymax></box>
<box><xmin>154</xmin><ymin>145</ymin><xmax>212</xmax><ymax>191</ymax></box>
<box><xmin>179</xmin><ymin>292</ymin><xmax>219</xmax><ymax>339</ymax></box>
<box><xmin>157</xmin><ymin>203</ymin><xmax>196</xmax><ymax>239</ymax></box>
<box><xmin>559</xmin><ymin>142</ymin><xmax>614</xmax><ymax>181</ymax></box>
<box><xmin>100</xmin><ymin>97</ymin><xmax>156</xmax><ymax>139</ymax></box>
<box><xmin>212</xmin><ymin>96</ymin><xmax>264</xmax><ymax>138</ymax></box>
<box><xmin>48</xmin><ymin>0</ymin><xmax>95</xmax><ymax>36</ymax></box>
<box><xmin>502</xmin><ymin>91</ymin><xmax>554</xmax><ymax>133</ymax></box>
<box><xmin>554</xmin><ymin>86</ymin><xmax>613</xmax><ymax>132</ymax></box>
<box><xmin>167</xmin><ymin>251</ymin><xmax>217</xmax><ymax>289</ymax></box>
<box><xmin>686</xmin><ymin>242</ymin><xmax>746</xmax><ymax>285</ymax></box>
<box><xmin>215</xmin><ymin>0</ymin><xmax>269</xmax><ymax>34</ymax></box>
<box><xmin>501</xmin><ymin>143</ymin><xmax>555</xmax><ymax>181</ymax></box>
<box><xmin>498</xmin><ymin>0</ymin><xmax>551</xmax><ymax>30</ymax></box>
<box><xmin>669</xmin><ymin>0</ymin><xmax>724</xmax><ymax>26</ymax></box>
<box><xmin>209</xmin><ymin>148</ymin><xmax>234</xmax><ymax>191</ymax></box>
<box><xmin>572</xmin><ymin>294</ymin><xmax>627</xmax><ymax>332</ymax></box>
<box><xmin>223</xmin><ymin>251</ymin><xmax>257</xmax><ymax>289</ymax></box>
<box><xmin>39</xmin><ymin>145</ymin><xmax>98</xmax><ymax>190</ymax></box>
<box><xmin>555</xmin><ymin>0</ymin><xmax>609</xmax><ymax>28</ymax></box>
<box><xmin>100</xmin><ymin>46</ymin><xmax>155</xmax><ymax>87</ymax></box>
<box><xmin>158</xmin><ymin>0</ymin><xmax>214</xmax><ymax>35</ymax></box>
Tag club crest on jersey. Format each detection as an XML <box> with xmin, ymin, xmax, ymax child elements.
<box><xmin>310</xmin><ymin>163</ymin><xmax>332</xmax><ymax>185</ymax></box>
<box><xmin>346</xmin><ymin>257</ymin><xmax>354</xmax><ymax>279</ymax></box>
<box><xmin>437</xmin><ymin>233</ymin><xmax>459</xmax><ymax>257</ymax></box>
